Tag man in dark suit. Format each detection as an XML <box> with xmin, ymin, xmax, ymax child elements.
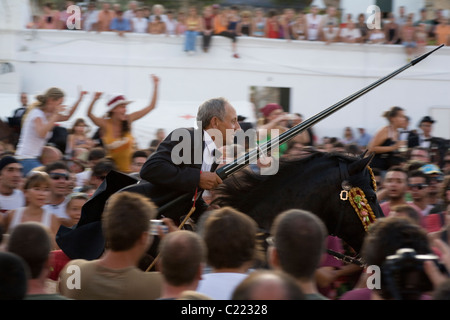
<box><xmin>138</xmin><ymin>97</ymin><xmax>241</xmax><ymax>223</ymax></box>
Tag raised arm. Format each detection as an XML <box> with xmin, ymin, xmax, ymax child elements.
<box><xmin>128</xmin><ymin>74</ymin><xmax>160</xmax><ymax>122</ymax></box>
<box><xmin>86</xmin><ymin>92</ymin><xmax>107</xmax><ymax>128</ymax></box>
<box><xmin>57</xmin><ymin>90</ymin><xmax>88</xmax><ymax>122</ymax></box>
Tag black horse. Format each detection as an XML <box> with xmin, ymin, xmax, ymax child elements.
<box><xmin>56</xmin><ymin>149</ymin><xmax>383</xmax><ymax>261</ymax></box>
<box><xmin>211</xmin><ymin>150</ymin><xmax>384</xmax><ymax>254</ymax></box>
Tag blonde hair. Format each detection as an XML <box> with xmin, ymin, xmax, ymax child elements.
<box><xmin>22</xmin><ymin>87</ymin><xmax>65</xmax><ymax>124</ymax></box>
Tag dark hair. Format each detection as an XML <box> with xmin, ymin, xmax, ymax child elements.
<box><xmin>7</xmin><ymin>222</ymin><xmax>52</xmax><ymax>279</ymax></box>
<box><xmin>44</xmin><ymin>160</ymin><xmax>69</xmax><ymax>173</ymax></box>
<box><xmin>382</xmin><ymin>106</ymin><xmax>404</xmax><ymax>120</ymax></box>
<box><xmin>270</xmin><ymin>209</ymin><xmax>327</xmax><ymax>279</ymax></box>
<box><xmin>159</xmin><ymin>230</ymin><xmax>206</xmax><ymax>286</ymax></box>
<box><xmin>202</xmin><ymin>207</ymin><xmax>259</xmax><ymax>269</ymax></box>
<box><xmin>102</xmin><ymin>192</ymin><xmax>157</xmax><ymax>251</ymax></box>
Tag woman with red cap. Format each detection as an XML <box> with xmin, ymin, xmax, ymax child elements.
<box><xmin>258</xmin><ymin>103</ymin><xmax>303</xmax><ymax>157</ymax></box>
<box><xmin>87</xmin><ymin>74</ymin><xmax>160</xmax><ymax>173</ymax></box>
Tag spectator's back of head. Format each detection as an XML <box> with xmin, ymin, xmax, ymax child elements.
<box><xmin>159</xmin><ymin>230</ymin><xmax>206</xmax><ymax>286</ymax></box>
<box><xmin>269</xmin><ymin>209</ymin><xmax>327</xmax><ymax>280</ymax></box>
<box><xmin>231</xmin><ymin>270</ymin><xmax>305</xmax><ymax>300</ymax></box>
<box><xmin>202</xmin><ymin>206</ymin><xmax>260</xmax><ymax>270</ymax></box>
<box><xmin>102</xmin><ymin>191</ymin><xmax>157</xmax><ymax>252</ymax></box>
<box><xmin>7</xmin><ymin>222</ymin><xmax>52</xmax><ymax>279</ymax></box>
<box><xmin>0</xmin><ymin>251</ymin><xmax>29</xmax><ymax>300</ymax></box>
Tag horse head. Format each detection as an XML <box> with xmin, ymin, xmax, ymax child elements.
<box><xmin>212</xmin><ymin>150</ymin><xmax>383</xmax><ymax>254</ymax></box>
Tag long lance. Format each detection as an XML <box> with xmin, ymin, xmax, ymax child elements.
<box><xmin>216</xmin><ymin>44</ymin><xmax>444</xmax><ymax>180</ymax></box>
<box><xmin>156</xmin><ymin>44</ymin><xmax>444</xmax><ymax>216</ymax></box>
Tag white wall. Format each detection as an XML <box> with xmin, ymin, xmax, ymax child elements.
<box><xmin>1</xmin><ymin>14</ymin><xmax>449</xmax><ymax>148</ymax></box>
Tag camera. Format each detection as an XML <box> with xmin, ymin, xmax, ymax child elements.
<box><xmin>149</xmin><ymin>219</ymin><xmax>168</xmax><ymax>236</ymax></box>
<box><xmin>381</xmin><ymin>248</ymin><xmax>448</xmax><ymax>300</ymax></box>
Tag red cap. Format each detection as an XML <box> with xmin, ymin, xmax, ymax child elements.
<box><xmin>260</xmin><ymin>103</ymin><xmax>282</xmax><ymax>118</ymax></box>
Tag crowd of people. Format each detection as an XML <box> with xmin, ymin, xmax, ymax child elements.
<box><xmin>0</xmin><ymin>80</ymin><xmax>449</xmax><ymax>301</ymax></box>
<box><xmin>27</xmin><ymin>1</ymin><xmax>450</xmax><ymax>59</ymax></box>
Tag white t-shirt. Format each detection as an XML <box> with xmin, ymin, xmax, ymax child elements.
<box><xmin>15</xmin><ymin>108</ymin><xmax>52</xmax><ymax>159</ymax></box>
<box><xmin>8</xmin><ymin>206</ymin><xmax>54</xmax><ymax>233</ymax></box>
<box><xmin>0</xmin><ymin>189</ymin><xmax>25</xmax><ymax>212</ymax></box>
<box><xmin>131</xmin><ymin>17</ymin><xmax>148</xmax><ymax>33</ymax></box>
<box><xmin>196</xmin><ymin>272</ymin><xmax>249</xmax><ymax>300</ymax></box>
<box><xmin>165</xmin><ymin>18</ymin><xmax>178</xmax><ymax>35</ymax></box>
<box><xmin>83</xmin><ymin>10</ymin><xmax>99</xmax><ymax>31</ymax></box>
<box><xmin>340</xmin><ymin>28</ymin><xmax>361</xmax><ymax>41</ymax></box>
<box><xmin>306</xmin><ymin>14</ymin><xmax>322</xmax><ymax>40</ymax></box>
<box><xmin>43</xmin><ymin>197</ymin><xmax>70</xmax><ymax>219</ymax></box>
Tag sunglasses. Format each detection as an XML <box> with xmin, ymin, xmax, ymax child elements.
<box><xmin>408</xmin><ymin>183</ymin><xmax>428</xmax><ymax>190</ymax></box>
<box><xmin>429</xmin><ymin>176</ymin><xmax>444</xmax><ymax>183</ymax></box>
<box><xmin>49</xmin><ymin>172</ymin><xmax>69</xmax><ymax>181</ymax></box>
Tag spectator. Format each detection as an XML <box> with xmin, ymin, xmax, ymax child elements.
<box><xmin>340</xmin><ymin>216</ymin><xmax>437</xmax><ymax>300</ymax></box>
<box><xmin>356</xmin><ymin>127</ymin><xmax>372</xmax><ymax>149</ymax></box>
<box><xmin>291</xmin><ymin>11</ymin><xmax>307</xmax><ymax>40</ymax></box>
<box><xmin>82</xmin><ymin>2</ymin><xmax>99</xmax><ymax>31</ymax></box>
<box><xmin>433</xmin><ymin>17</ymin><xmax>450</xmax><ymax>46</ymax></box>
<box><xmin>74</xmin><ymin>147</ymin><xmax>106</xmax><ymax>191</ymax></box>
<box><xmin>0</xmin><ymin>156</ymin><xmax>25</xmax><ymax>216</ymax></box>
<box><xmin>237</xmin><ymin>10</ymin><xmax>252</xmax><ymax>37</ymax></box>
<box><xmin>4</xmin><ymin>172</ymin><xmax>60</xmax><ymax>249</ymax></box>
<box><xmin>139</xmin><ymin>97</ymin><xmax>241</xmax><ymax>223</ymax></box>
<box><xmin>320</xmin><ymin>6</ymin><xmax>340</xmax><ymax>43</ymax></box>
<box><xmin>0</xmin><ymin>251</ymin><xmax>29</xmax><ymax>300</ymax></box>
<box><xmin>258</xmin><ymin>103</ymin><xmax>298</xmax><ymax>158</ymax></box>
<box><xmin>356</xmin><ymin>13</ymin><xmax>370</xmax><ymax>43</ymax></box>
<box><xmin>396</xmin><ymin>6</ymin><xmax>408</xmax><ymax>27</ymax></box>
<box><xmin>339</xmin><ymin>20</ymin><xmax>362</xmax><ymax>43</ymax></box>
<box><xmin>157</xmin><ymin>230</ymin><xmax>207</xmax><ymax>300</ymax></box>
<box><xmin>201</xmin><ymin>6</ymin><xmax>215</xmax><ymax>52</ymax></box>
<box><xmin>251</xmin><ymin>8</ymin><xmax>266</xmax><ymax>37</ymax></box>
<box><xmin>407</xmin><ymin>169</ymin><xmax>440</xmax><ymax>232</ymax></box>
<box><xmin>409</xmin><ymin>146</ymin><xmax>431</xmax><ymax>163</ymax></box>
<box><xmin>89</xmin><ymin>158</ymin><xmax>117</xmax><ymax>191</ymax></box>
<box><xmin>123</xmin><ymin>0</ymin><xmax>138</xmax><ymax>20</ymax></box>
<box><xmin>267</xmin><ymin>209</ymin><xmax>329</xmax><ymax>300</ymax></box>
<box><xmin>97</xmin><ymin>2</ymin><xmax>115</xmax><ymax>32</ymax></box>
<box><xmin>368</xmin><ymin>25</ymin><xmax>386</xmax><ymax>44</ymax></box>
<box><xmin>341</xmin><ymin>126</ymin><xmax>356</xmax><ymax>145</ymax></box>
<box><xmin>65</xmin><ymin>118</ymin><xmax>94</xmax><ymax>158</ymax></box>
<box><xmin>42</xmin><ymin>161</ymin><xmax>72</xmax><ymax>221</ymax></box>
<box><xmin>38</xmin><ymin>146</ymin><xmax>63</xmax><ymax>168</ymax></box>
<box><xmin>129</xmin><ymin>150</ymin><xmax>148</xmax><ymax>179</ymax></box>
<box><xmin>130</xmin><ymin>7</ymin><xmax>149</xmax><ymax>34</ymax></box>
<box><xmin>7</xmin><ymin>222</ymin><xmax>70</xmax><ymax>299</ymax></box>
<box><xmin>231</xmin><ymin>269</ymin><xmax>305</xmax><ymax>300</ymax></box>
<box><xmin>164</xmin><ymin>10</ymin><xmax>178</xmax><ymax>36</ymax></box>
<box><xmin>196</xmin><ymin>207</ymin><xmax>261</xmax><ymax>300</ymax></box>
<box><xmin>384</xmin><ymin>13</ymin><xmax>401</xmax><ymax>44</ymax></box>
<box><xmin>213</xmin><ymin>6</ymin><xmax>240</xmax><ymax>58</ymax></box>
<box><xmin>379</xmin><ymin>166</ymin><xmax>409</xmax><ymax>216</ymax></box>
<box><xmin>58</xmin><ymin>1</ymin><xmax>75</xmax><ymax>30</ymax></box>
<box><xmin>149</xmin><ymin>4</ymin><xmax>169</xmax><ymax>24</ymax></box>
<box><xmin>37</xmin><ymin>2</ymin><xmax>60</xmax><ymax>30</ymax></box>
<box><xmin>368</xmin><ymin>106</ymin><xmax>408</xmax><ymax>172</ymax></box>
<box><xmin>265</xmin><ymin>9</ymin><xmax>280</xmax><ymax>39</ymax></box>
<box><xmin>87</xmin><ymin>75</ymin><xmax>159</xmax><ymax>173</ymax></box>
<box><xmin>110</xmin><ymin>9</ymin><xmax>131</xmax><ymax>36</ymax></box>
<box><xmin>305</xmin><ymin>5</ymin><xmax>322</xmax><ymax>41</ymax></box>
<box><xmin>401</xmin><ymin>15</ymin><xmax>418</xmax><ymax>61</ymax></box>
<box><xmin>7</xmin><ymin>92</ymin><xmax>28</xmax><ymax>148</ymax></box>
<box><xmin>60</xmin><ymin>192</ymin><xmax>88</xmax><ymax>228</ymax></box>
<box><xmin>58</xmin><ymin>192</ymin><xmax>162</xmax><ymax>299</ymax></box>
<box><xmin>420</xmin><ymin>164</ymin><xmax>445</xmax><ymax>208</ymax></box>
<box><xmin>175</xmin><ymin>10</ymin><xmax>187</xmax><ymax>36</ymax></box>
<box><xmin>148</xmin><ymin>15</ymin><xmax>166</xmax><ymax>34</ymax></box>
<box><xmin>183</xmin><ymin>6</ymin><xmax>202</xmax><ymax>54</ymax></box>
<box><xmin>390</xmin><ymin>203</ymin><xmax>422</xmax><ymax>226</ymax></box>
<box><xmin>15</xmin><ymin>88</ymin><xmax>87</xmax><ymax>176</ymax></box>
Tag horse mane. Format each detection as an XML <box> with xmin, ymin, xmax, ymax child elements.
<box><xmin>212</xmin><ymin>149</ymin><xmax>359</xmax><ymax>210</ymax></box>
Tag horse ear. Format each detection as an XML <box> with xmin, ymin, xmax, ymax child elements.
<box><xmin>349</xmin><ymin>152</ymin><xmax>375</xmax><ymax>176</ymax></box>
<box><xmin>359</xmin><ymin>149</ymin><xmax>368</xmax><ymax>159</ymax></box>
